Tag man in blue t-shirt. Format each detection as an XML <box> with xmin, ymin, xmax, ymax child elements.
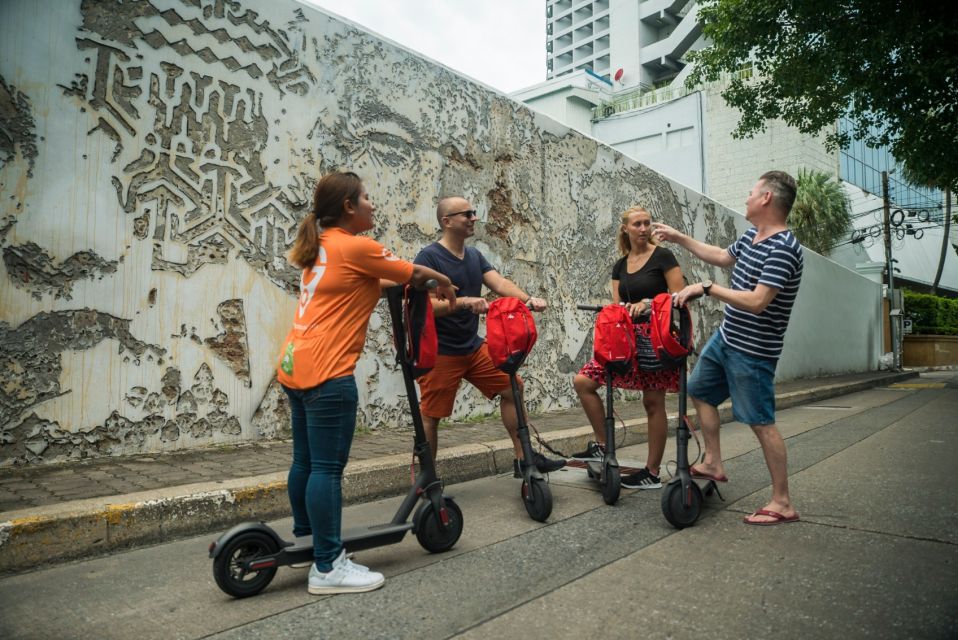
<box><xmin>414</xmin><ymin>196</ymin><xmax>565</xmax><ymax>476</ymax></box>
<box><xmin>653</xmin><ymin>171</ymin><xmax>804</xmax><ymax>526</ymax></box>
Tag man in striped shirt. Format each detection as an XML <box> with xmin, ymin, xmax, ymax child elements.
<box><xmin>653</xmin><ymin>171</ymin><xmax>803</xmax><ymax>526</ymax></box>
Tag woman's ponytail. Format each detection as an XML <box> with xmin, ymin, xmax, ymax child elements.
<box><xmin>287</xmin><ymin>171</ymin><xmax>363</xmax><ymax>268</ymax></box>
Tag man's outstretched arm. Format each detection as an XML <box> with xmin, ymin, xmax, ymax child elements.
<box><xmin>652</xmin><ymin>222</ymin><xmax>735</xmax><ymax>268</ymax></box>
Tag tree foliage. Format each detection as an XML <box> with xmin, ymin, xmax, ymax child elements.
<box><xmin>687</xmin><ymin>0</ymin><xmax>958</xmax><ymax>191</ymax></box>
<box><xmin>791</xmin><ymin>169</ymin><xmax>852</xmax><ymax>255</ymax></box>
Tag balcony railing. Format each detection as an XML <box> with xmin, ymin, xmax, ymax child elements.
<box><xmin>592</xmin><ymin>65</ymin><xmax>753</xmax><ymax>119</ymax></box>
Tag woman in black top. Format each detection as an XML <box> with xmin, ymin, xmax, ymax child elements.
<box><xmin>571</xmin><ymin>206</ymin><xmax>686</xmax><ymax>489</ymax></box>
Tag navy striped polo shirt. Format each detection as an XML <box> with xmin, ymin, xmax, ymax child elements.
<box><xmin>719</xmin><ymin>228</ymin><xmax>803</xmax><ymax>360</ymax></box>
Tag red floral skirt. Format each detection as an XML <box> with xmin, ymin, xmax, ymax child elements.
<box><xmin>578</xmin><ymin>322</ymin><xmax>679</xmax><ymax>392</ymax></box>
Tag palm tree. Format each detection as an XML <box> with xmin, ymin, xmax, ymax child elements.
<box><xmin>791</xmin><ymin>169</ymin><xmax>852</xmax><ymax>255</ymax></box>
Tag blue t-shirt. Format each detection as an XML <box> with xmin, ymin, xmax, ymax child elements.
<box><xmin>720</xmin><ymin>228</ymin><xmax>803</xmax><ymax>360</ymax></box>
<box><xmin>414</xmin><ymin>242</ymin><xmax>495</xmax><ymax>355</ymax></box>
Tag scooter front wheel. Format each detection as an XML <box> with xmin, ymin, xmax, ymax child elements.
<box><xmin>661</xmin><ymin>479</ymin><xmax>703</xmax><ymax>529</ymax></box>
<box><xmin>522</xmin><ymin>478</ymin><xmax>553</xmax><ymax>522</ymax></box>
<box><xmin>212</xmin><ymin>531</ymin><xmax>279</xmax><ymax>598</ymax></box>
<box><xmin>601</xmin><ymin>464</ymin><xmax>621</xmax><ymax>505</ymax></box>
<box><xmin>414</xmin><ymin>498</ymin><xmax>464</xmax><ymax>553</ymax></box>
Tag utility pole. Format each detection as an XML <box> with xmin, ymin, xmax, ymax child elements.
<box><xmin>882</xmin><ymin>171</ymin><xmax>900</xmax><ymax>370</ymax></box>
<box><xmin>932</xmin><ymin>187</ymin><xmax>951</xmax><ymax>295</ymax></box>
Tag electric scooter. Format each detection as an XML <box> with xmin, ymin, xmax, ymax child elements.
<box><xmin>575</xmin><ymin>304</ymin><xmax>629</xmax><ymax>505</ymax></box>
<box><xmin>507</xmin><ymin>358</ymin><xmax>554</xmax><ymax>522</ymax></box>
<box><xmin>660</xmin><ymin>294</ymin><xmax>723</xmax><ymax>528</ymax></box>
<box><xmin>502</xmin><ymin>305</ymin><xmax>553</xmax><ymax>522</ymax></box>
<box><xmin>208</xmin><ymin>284</ymin><xmax>463</xmax><ymax>598</ymax></box>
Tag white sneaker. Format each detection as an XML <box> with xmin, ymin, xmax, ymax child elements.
<box><xmin>345</xmin><ymin>553</ymin><xmax>370</xmax><ymax>572</ymax></box>
<box><xmin>308</xmin><ymin>549</ymin><xmax>384</xmax><ymax>594</ymax></box>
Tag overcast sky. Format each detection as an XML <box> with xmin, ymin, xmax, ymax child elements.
<box><xmin>301</xmin><ymin>0</ymin><xmax>547</xmax><ymax>94</ymax></box>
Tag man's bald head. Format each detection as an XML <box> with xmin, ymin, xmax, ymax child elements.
<box><xmin>436</xmin><ymin>196</ymin><xmax>470</xmax><ymax>225</ymax></box>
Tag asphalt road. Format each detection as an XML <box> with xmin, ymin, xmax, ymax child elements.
<box><xmin>1</xmin><ymin>372</ymin><xmax>956</xmax><ymax>640</ymax></box>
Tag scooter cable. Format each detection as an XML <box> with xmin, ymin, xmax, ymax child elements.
<box><xmin>663</xmin><ymin>416</ymin><xmax>704</xmax><ymax>481</ymax></box>
<box><xmin>611</xmin><ymin>407</ymin><xmax>628</xmax><ymax>452</ymax></box>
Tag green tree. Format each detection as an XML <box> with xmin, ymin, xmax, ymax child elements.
<box><xmin>791</xmin><ymin>169</ymin><xmax>852</xmax><ymax>255</ymax></box>
<box><xmin>687</xmin><ymin>0</ymin><xmax>958</xmax><ymax>192</ymax></box>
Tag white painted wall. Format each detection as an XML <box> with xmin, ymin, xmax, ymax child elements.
<box><xmin>592</xmin><ymin>91</ymin><xmax>705</xmax><ymax>192</ymax></box>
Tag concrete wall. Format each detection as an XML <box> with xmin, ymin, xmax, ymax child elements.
<box><xmin>0</xmin><ymin>0</ymin><xmax>880</xmax><ymax>466</ymax></box>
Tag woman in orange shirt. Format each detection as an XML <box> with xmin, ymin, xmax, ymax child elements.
<box><xmin>277</xmin><ymin>171</ymin><xmax>455</xmax><ymax>595</ymax></box>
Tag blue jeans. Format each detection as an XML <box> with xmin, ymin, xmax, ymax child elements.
<box><xmin>687</xmin><ymin>333</ymin><xmax>778</xmax><ymax>426</ymax></box>
<box><xmin>283</xmin><ymin>376</ymin><xmax>358</xmax><ymax>571</ymax></box>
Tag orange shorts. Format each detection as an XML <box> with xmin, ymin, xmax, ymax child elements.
<box><xmin>417</xmin><ymin>343</ymin><xmax>521</xmax><ymax>419</ymax></box>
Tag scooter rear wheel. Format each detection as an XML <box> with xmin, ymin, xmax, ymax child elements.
<box><xmin>213</xmin><ymin>531</ymin><xmax>279</xmax><ymax>598</ymax></box>
<box><xmin>661</xmin><ymin>479</ymin><xmax>703</xmax><ymax>529</ymax></box>
<box><xmin>522</xmin><ymin>478</ymin><xmax>553</xmax><ymax>522</ymax></box>
<box><xmin>414</xmin><ymin>498</ymin><xmax>464</xmax><ymax>553</ymax></box>
<box><xmin>601</xmin><ymin>464</ymin><xmax>621</xmax><ymax>505</ymax></box>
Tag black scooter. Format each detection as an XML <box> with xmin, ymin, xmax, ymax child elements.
<box><xmin>208</xmin><ymin>284</ymin><xmax>463</xmax><ymax>598</ymax></box>
<box><xmin>493</xmin><ymin>300</ymin><xmax>553</xmax><ymax>522</ymax></box>
<box><xmin>575</xmin><ymin>304</ymin><xmax>629</xmax><ymax>505</ymax></box>
<box><xmin>660</xmin><ymin>295</ymin><xmax>723</xmax><ymax>528</ymax></box>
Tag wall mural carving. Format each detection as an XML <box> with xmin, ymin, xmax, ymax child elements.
<box><xmin>0</xmin><ymin>0</ymin><xmax>875</xmax><ymax>466</ymax></box>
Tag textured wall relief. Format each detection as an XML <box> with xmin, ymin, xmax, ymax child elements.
<box><xmin>2</xmin><ymin>362</ymin><xmax>239</xmax><ymax>465</ymax></box>
<box><xmin>0</xmin><ymin>0</ymin><xmax>323</xmax><ymax>464</ymax></box>
<box><xmin>0</xmin><ymin>76</ymin><xmax>38</xmax><ymax>178</ymax></box>
<box><xmin>0</xmin><ymin>309</ymin><xmax>166</xmax><ymax>460</ymax></box>
<box><xmin>60</xmin><ymin>0</ymin><xmax>315</xmax><ymax>294</ymax></box>
<box><xmin>204</xmin><ymin>298</ymin><xmax>250</xmax><ymax>387</ymax></box>
<box><xmin>3</xmin><ymin>242</ymin><xmax>118</xmax><ymax>300</ymax></box>
<box><xmin>250</xmin><ymin>377</ymin><xmax>290</xmax><ymax>440</ymax></box>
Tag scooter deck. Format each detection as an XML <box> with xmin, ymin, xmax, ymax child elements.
<box><xmin>283</xmin><ymin>522</ymin><xmax>413</xmax><ymax>556</ymax></box>
<box><xmin>344</xmin><ymin>522</ymin><xmax>412</xmax><ymax>551</ymax></box>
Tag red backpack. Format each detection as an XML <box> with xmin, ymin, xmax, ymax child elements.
<box><xmin>593</xmin><ymin>304</ymin><xmax>635</xmax><ymax>375</ymax></box>
<box><xmin>486</xmin><ymin>297</ymin><xmax>537</xmax><ymax>375</ymax></box>
<box><xmin>403</xmin><ymin>285</ymin><xmax>438</xmax><ymax>377</ymax></box>
<box><xmin>649</xmin><ymin>292</ymin><xmax>694</xmax><ymax>369</ymax></box>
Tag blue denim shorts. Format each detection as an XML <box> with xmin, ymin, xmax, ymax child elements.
<box><xmin>687</xmin><ymin>333</ymin><xmax>778</xmax><ymax>426</ymax></box>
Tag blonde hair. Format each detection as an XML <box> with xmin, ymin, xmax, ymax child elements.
<box><xmin>617</xmin><ymin>206</ymin><xmax>656</xmax><ymax>256</ymax></box>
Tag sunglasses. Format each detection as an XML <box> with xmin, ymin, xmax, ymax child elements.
<box><xmin>443</xmin><ymin>209</ymin><xmax>478</xmax><ymax>219</ymax></box>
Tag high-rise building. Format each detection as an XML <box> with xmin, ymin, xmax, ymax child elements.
<box><xmin>546</xmin><ymin>0</ymin><xmax>703</xmax><ymax>90</ymax></box>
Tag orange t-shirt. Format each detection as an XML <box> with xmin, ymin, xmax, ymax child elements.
<box><xmin>276</xmin><ymin>227</ymin><xmax>414</xmax><ymax>390</ymax></box>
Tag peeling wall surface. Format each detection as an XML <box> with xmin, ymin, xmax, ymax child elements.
<box><xmin>0</xmin><ymin>0</ymin><xmax>881</xmax><ymax>466</ymax></box>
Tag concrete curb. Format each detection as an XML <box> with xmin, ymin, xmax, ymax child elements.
<box><xmin>0</xmin><ymin>370</ymin><xmax>918</xmax><ymax>573</ymax></box>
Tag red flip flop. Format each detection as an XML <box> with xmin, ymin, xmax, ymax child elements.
<box><xmin>690</xmin><ymin>465</ymin><xmax>728</xmax><ymax>483</ymax></box>
<box><xmin>743</xmin><ymin>508</ymin><xmax>800</xmax><ymax>526</ymax></box>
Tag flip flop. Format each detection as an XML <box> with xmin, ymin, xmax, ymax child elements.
<box><xmin>690</xmin><ymin>465</ymin><xmax>728</xmax><ymax>483</ymax></box>
<box><xmin>743</xmin><ymin>508</ymin><xmax>800</xmax><ymax>526</ymax></box>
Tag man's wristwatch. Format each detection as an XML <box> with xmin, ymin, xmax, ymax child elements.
<box><xmin>701</xmin><ymin>280</ymin><xmax>713</xmax><ymax>296</ymax></box>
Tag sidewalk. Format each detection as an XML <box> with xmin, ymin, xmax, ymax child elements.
<box><xmin>0</xmin><ymin>369</ymin><xmax>918</xmax><ymax>572</ymax></box>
